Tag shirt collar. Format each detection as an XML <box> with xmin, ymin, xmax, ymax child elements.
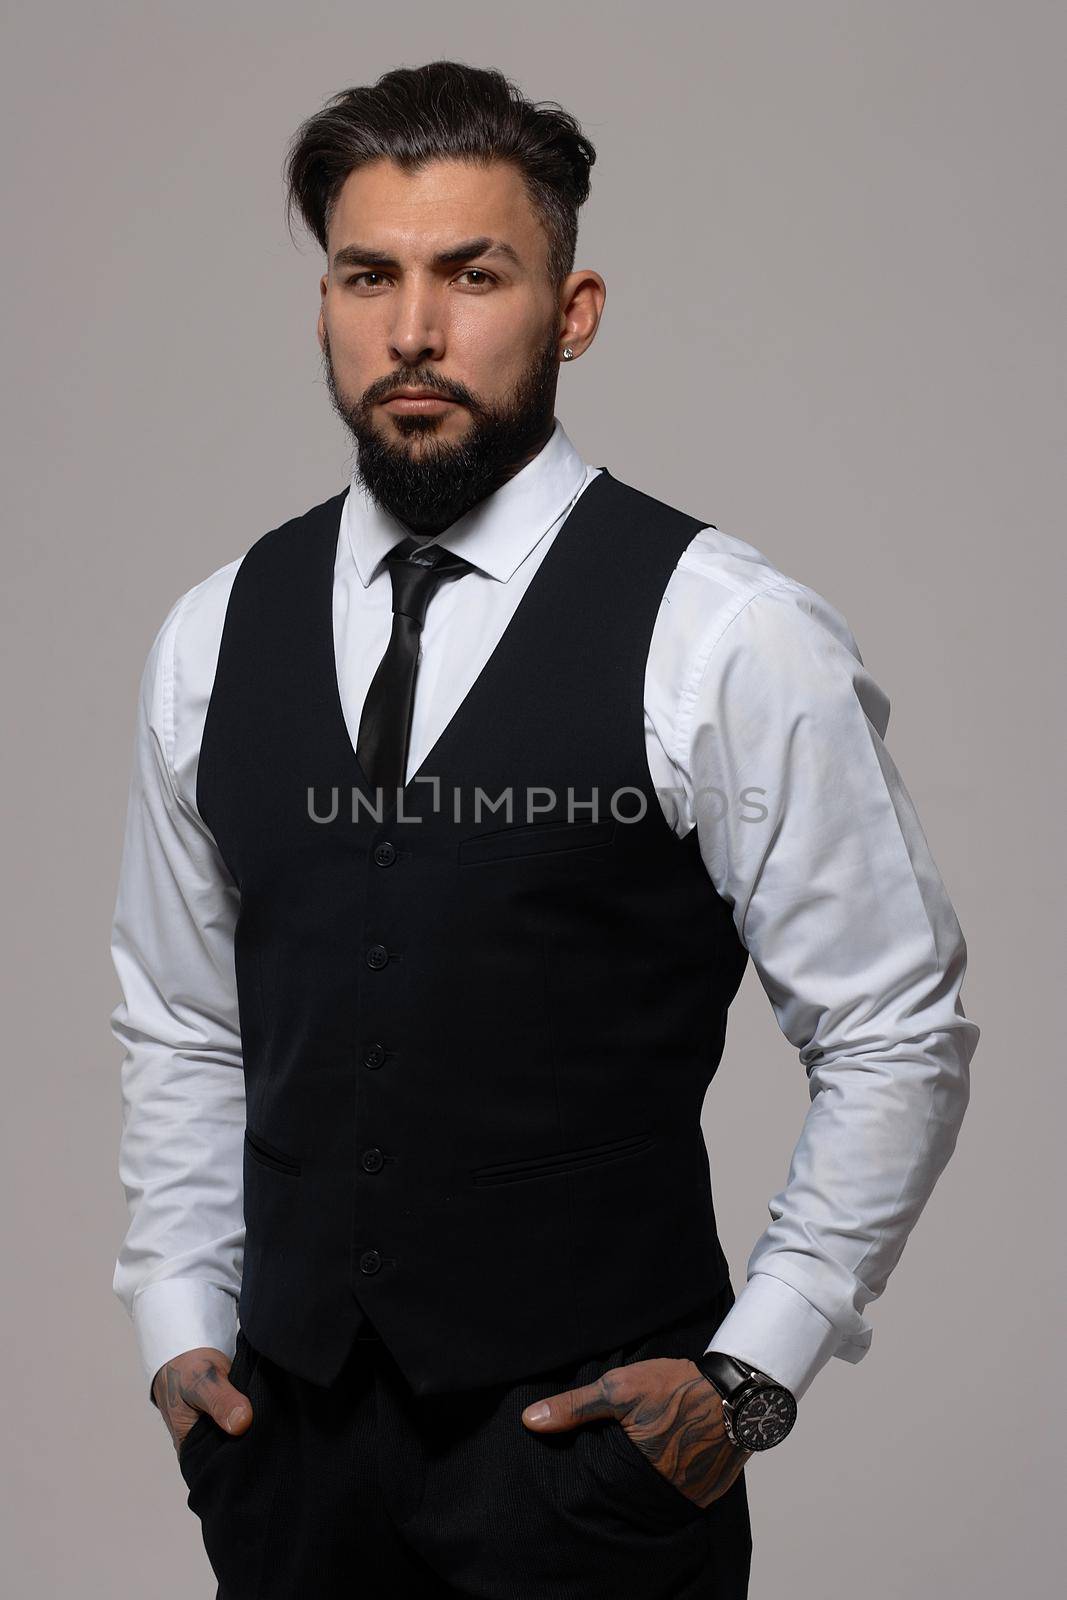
<box><xmin>342</xmin><ymin>416</ymin><xmax>590</xmax><ymax>587</ymax></box>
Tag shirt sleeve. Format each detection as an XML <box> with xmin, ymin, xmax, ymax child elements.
<box><xmin>685</xmin><ymin>581</ymin><xmax>979</xmax><ymax>1402</ymax></box>
<box><xmin>109</xmin><ymin>590</ymin><xmax>246</xmax><ymax>1406</ymax></box>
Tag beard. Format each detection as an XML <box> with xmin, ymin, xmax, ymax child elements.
<box><xmin>321</xmin><ymin>322</ymin><xmax>561</xmax><ymax>535</ymax></box>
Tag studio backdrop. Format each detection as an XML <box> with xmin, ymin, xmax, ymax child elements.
<box><xmin>0</xmin><ymin>3</ymin><xmax>1062</xmax><ymax>1597</ymax></box>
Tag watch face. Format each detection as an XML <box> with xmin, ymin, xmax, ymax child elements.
<box><xmin>734</xmin><ymin>1384</ymin><xmax>798</xmax><ymax>1450</ymax></box>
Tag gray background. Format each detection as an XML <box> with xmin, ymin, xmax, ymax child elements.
<box><xmin>2</xmin><ymin>2</ymin><xmax>1063</xmax><ymax>1595</ymax></box>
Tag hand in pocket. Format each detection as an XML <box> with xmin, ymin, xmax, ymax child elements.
<box><xmin>152</xmin><ymin>1343</ymin><xmax>254</xmax><ymax>1457</ymax></box>
<box><xmin>521</xmin><ymin>1355</ymin><xmax>750</xmax><ymax>1509</ymax></box>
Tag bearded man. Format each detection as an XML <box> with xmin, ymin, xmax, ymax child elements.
<box><xmin>110</xmin><ymin>58</ymin><xmax>978</xmax><ymax>1600</ymax></box>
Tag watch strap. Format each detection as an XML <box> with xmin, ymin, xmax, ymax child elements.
<box><xmin>696</xmin><ymin>1350</ymin><xmax>760</xmax><ymax>1398</ymax></box>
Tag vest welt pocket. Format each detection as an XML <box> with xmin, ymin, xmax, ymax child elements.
<box><xmin>471</xmin><ymin>1132</ymin><xmax>654</xmax><ymax>1187</ymax></box>
<box><xmin>457</xmin><ymin>817</ymin><xmax>617</xmax><ymax>866</ymax></box>
<box><xmin>244</xmin><ymin>1127</ymin><xmax>302</xmax><ymax>1176</ymax></box>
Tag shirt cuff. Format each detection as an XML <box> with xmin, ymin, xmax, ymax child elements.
<box><xmin>132</xmin><ymin>1280</ymin><xmax>239</xmax><ymax>1408</ymax></box>
<box><xmin>702</xmin><ymin>1272</ymin><xmax>848</xmax><ymax>1402</ymax></box>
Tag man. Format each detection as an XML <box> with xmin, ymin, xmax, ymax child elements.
<box><xmin>110</xmin><ymin>60</ymin><xmax>979</xmax><ymax>1600</ymax></box>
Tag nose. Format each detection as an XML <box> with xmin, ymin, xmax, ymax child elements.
<box><xmin>387</xmin><ymin>281</ymin><xmax>446</xmax><ymax>367</ymax></box>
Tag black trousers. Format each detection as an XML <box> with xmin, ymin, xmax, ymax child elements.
<box><xmin>178</xmin><ymin>1279</ymin><xmax>752</xmax><ymax>1598</ymax></box>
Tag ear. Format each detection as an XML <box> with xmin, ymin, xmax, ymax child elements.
<box><xmin>316</xmin><ymin>273</ymin><xmax>330</xmax><ymax>351</ymax></box>
<box><xmin>556</xmin><ymin>268</ymin><xmax>606</xmax><ymax>362</ymax></box>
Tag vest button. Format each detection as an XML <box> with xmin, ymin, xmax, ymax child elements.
<box><xmin>361</xmin><ymin>1147</ymin><xmax>385</xmax><ymax>1173</ymax></box>
<box><xmin>363</xmin><ymin>1043</ymin><xmax>387</xmax><ymax>1068</ymax></box>
<box><xmin>366</xmin><ymin>943</ymin><xmax>389</xmax><ymax>969</ymax></box>
<box><xmin>373</xmin><ymin>841</ymin><xmax>397</xmax><ymax>867</ymax></box>
<box><xmin>359</xmin><ymin>1249</ymin><xmax>382</xmax><ymax>1275</ymax></box>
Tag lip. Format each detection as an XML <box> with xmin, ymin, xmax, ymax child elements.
<box><xmin>381</xmin><ymin>392</ymin><xmax>459</xmax><ymax>414</ymax></box>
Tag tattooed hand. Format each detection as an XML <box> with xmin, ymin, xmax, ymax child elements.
<box><xmin>151</xmin><ymin>1347</ymin><xmax>254</xmax><ymax>1456</ymax></box>
<box><xmin>520</xmin><ymin>1356</ymin><xmax>752</xmax><ymax>1508</ymax></box>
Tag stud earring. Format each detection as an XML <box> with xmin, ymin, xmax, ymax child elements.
<box><xmin>562</xmin><ymin>346</ymin><xmax>575</xmax><ymax>360</ymax></box>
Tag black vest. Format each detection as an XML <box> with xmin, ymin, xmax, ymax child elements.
<box><xmin>196</xmin><ymin>468</ymin><xmax>749</xmax><ymax>1398</ymax></box>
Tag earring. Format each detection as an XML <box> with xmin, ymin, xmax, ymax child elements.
<box><xmin>562</xmin><ymin>346</ymin><xmax>575</xmax><ymax>360</ymax></box>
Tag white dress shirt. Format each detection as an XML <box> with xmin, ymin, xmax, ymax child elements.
<box><xmin>110</xmin><ymin>418</ymin><xmax>978</xmax><ymax>1406</ymax></box>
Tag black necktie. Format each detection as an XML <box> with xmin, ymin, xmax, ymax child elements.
<box><xmin>356</xmin><ymin>535</ymin><xmax>475</xmax><ymax>796</ymax></box>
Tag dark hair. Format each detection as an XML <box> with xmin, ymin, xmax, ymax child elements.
<box><xmin>283</xmin><ymin>60</ymin><xmax>596</xmax><ymax>290</ymax></box>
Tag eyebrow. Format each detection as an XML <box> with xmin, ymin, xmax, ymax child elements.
<box><xmin>332</xmin><ymin>236</ymin><xmax>523</xmax><ymax>273</ymax></box>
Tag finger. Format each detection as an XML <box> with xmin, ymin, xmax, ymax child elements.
<box><xmin>521</xmin><ymin>1375</ymin><xmax>623</xmax><ymax>1431</ymax></box>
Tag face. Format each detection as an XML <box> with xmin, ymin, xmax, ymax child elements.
<box><xmin>317</xmin><ymin>158</ymin><xmax>604</xmax><ymax>534</ymax></box>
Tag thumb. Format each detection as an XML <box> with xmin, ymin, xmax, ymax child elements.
<box><xmin>521</xmin><ymin>1377</ymin><xmax>619</xmax><ymax>1433</ymax></box>
<box><xmin>216</xmin><ymin>1356</ymin><xmax>254</xmax><ymax>1435</ymax></box>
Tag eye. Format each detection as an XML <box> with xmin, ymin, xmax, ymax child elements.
<box><xmin>342</xmin><ymin>267</ymin><xmax>496</xmax><ymax>290</ymax></box>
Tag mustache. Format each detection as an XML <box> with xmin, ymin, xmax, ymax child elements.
<box><xmin>366</xmin><ymin>374</ymin><xmax>478</xmax><ymax>410</ymax></box>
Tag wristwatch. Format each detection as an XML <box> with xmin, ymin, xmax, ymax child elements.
<box><xmin>695</xmin><ymin>1351</ymin><xmax>798</xmax><ymax>1451</ymax></box>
